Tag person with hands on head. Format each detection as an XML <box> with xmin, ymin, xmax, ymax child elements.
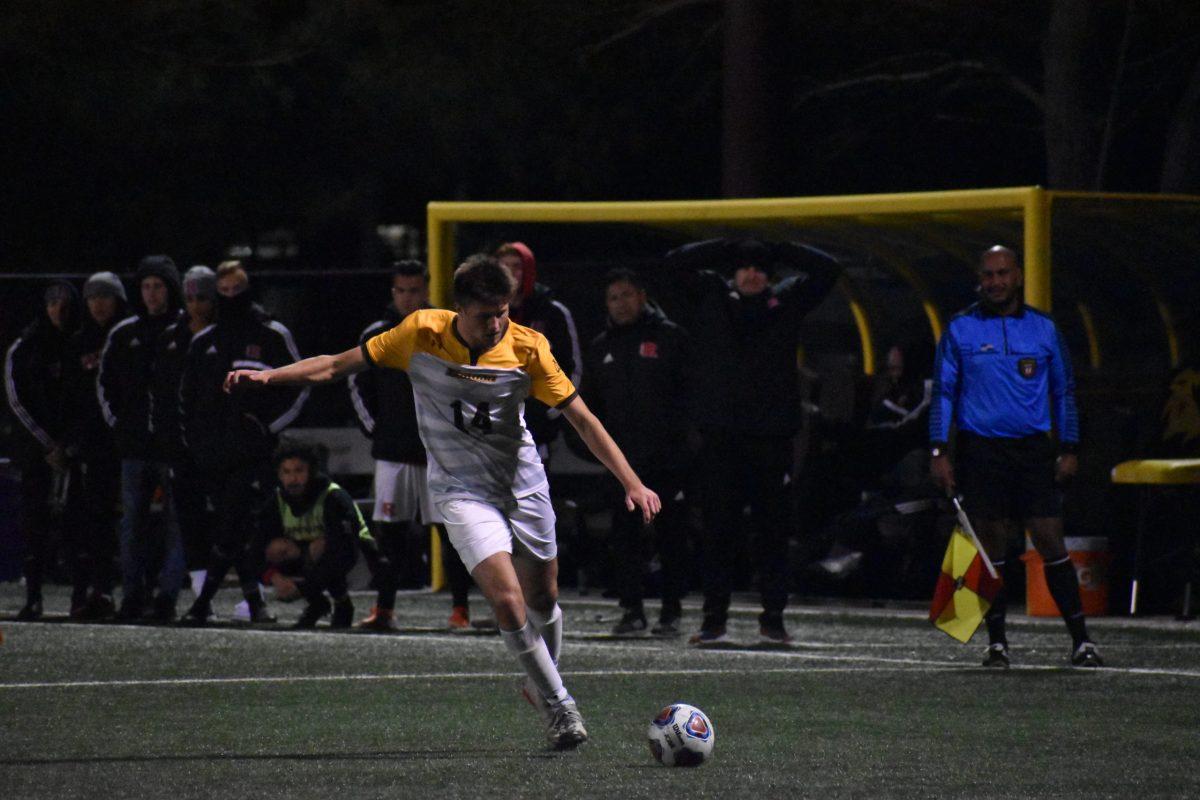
<box><xmin>930</xmin><ymin>245</ymin><xmax>1096</xmax><ymax>669</ymax></box>
<box><xmin>224</xmin><ymin>254</ymin><xmax>659</xmax><ymax>750</ymax></box>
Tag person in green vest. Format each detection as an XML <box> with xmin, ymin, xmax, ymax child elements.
<box><xmin>249</xmin><ymin>440</ymin><xmax>375</xmax><ymax>628</ymax></box>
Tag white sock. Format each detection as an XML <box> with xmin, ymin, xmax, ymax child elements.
<box><xmin>526</xmin><ymin>604</ymin><xmax>562</xmax><ymax>665</ymax></box>
<box><xmin>189</xmin><ymin>570</ymin><xmax>207</xmax><ymax>598</ymax></box>
<box><xmin>501</xmin><ymin>621</ymin><xmax>568</xmax><ymax>705</ymax></box>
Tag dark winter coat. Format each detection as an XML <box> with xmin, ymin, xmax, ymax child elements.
<box><xmin>64</xmin><ymin>308</ymin><xmax>128</xmax><ymax>461</ymax></box>
<box><xmin>349</xmin><ymin>306</ymin><xmax>427</xmax><ymax>464</ymax></box>
<box><xmin>581</xmin><ymin>305</ymin><xmax>692</xmax><ymax>473</ymax></box>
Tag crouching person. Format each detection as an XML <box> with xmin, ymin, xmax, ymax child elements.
<box><xmin>249</xmin><ymin>441</ymin><xmax>372</xmax><ymax>629</ymax></box>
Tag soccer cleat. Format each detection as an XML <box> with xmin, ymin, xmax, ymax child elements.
<box><xmin>687</xmin><ymin>625</ymin><xmax>728</xmax><ymax>646</ymax></box>
<box><xmin>612</xmin><ymin>611</ymin><xmax>647</xmax><ymax>635</ymax></box>
<box><xmin>759</xmin><ymin>623</ymin><xmax>794</xmax><ymax>645</ymax></box>
<box><xmin>982</xmin><ymin>642</ymin><xmax>1011</xmax><ymax>669</ymax></box>
<box><xmin>180</xmin><ymin>600</ymin><xmax>214</xmax><ymax>627</ymax></box>
<box><xmin>80</xmin><ymin>593</ymin><xmax>116</xmax><ymax>621</ymax></box>
<box><xmin>330</xmin><ymin>598</ymin><xmax>354</xmax><ymax>629</ymax></box>
<box><xmin>16</xmin><ymin>599</ymin><xmax>43</xmax><ymax>622</ymax></box>
<box><xmin>651</xmin><ymin>616</ymin><xmax>681</xmax><ymax>637</ymax></box>
<box><xmin>115</xmin><ymin>598</ymin><xmax>144</xmax><ymax>622</ymax></box>
<box><xmin>519</xmin><ymin>676</ymin><xmax>554</xmax><ymax>725</ymax></box>
<box><xmin>1071</xmin><ymin>640</ymin><xmax>1104</xmax><ymax>668</ymax></box>
<box><xmin>546</xmin><ymin>698</ymin><xmax>589</xmax><ymax>750</ymax></box>
<box><xmin>359</xmin><ymin>605</ymin><xmax>399</xmax><ymax>631</ymax></box>
<box><xmin>448</xmin><ymin>605</ymin><xmax>470</xmax><ymax>630</ymax></box>
<box><xmin>293</xmin><ymin>596</ymin><xmax>331</xmax><ymax>629</ymax></box>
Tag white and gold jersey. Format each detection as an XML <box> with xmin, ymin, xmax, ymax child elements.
<box><xmin>362</xmin><ymin>309</ymin><xmax>577</xmax><ymax>505</ymax></box>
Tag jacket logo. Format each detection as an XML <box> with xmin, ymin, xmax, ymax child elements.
<box><xmin>602</xmin><ymin>353</ymin><xmax>614</xmax><ymax>364</ymax></box>
<box><xmin>206</xmin><ymin>345</ymin><xmax>217</xmax><ymax>355</ymax></box>
<box><xmin>1018</xmin><ymin>357</ymin><xmax>1037</xmax><ymax>378</ymax></box>
<box><xmin>980</xmin><ymin>343</ymin><xmax>995</xmax><ymax>353</ymax></box>
<box><xmin>767</xmin><ymin>297</ymin><xmax>780</xmax><ymax>309</ymax></box>
<box><xmin>130</xmin><ymin>337</ymin><xmax>141</xmax><ymax>347</ymax></box>
<box><xmin>639</xmin><ymin>341</ymin><xmax>659</xmax><ymax>359</ymax></box>
<box><xmin>245</xmin><ymin>344</ymin><xmax>262</xmax><ymax>359</ymax></box>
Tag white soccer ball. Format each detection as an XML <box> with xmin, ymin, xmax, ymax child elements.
<box><xmin>647</xmin><ymin>703</ymin><xmax>714</xmax><ymax>767</ymax></box>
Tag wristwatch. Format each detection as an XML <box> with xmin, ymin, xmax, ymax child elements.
<box><xmin>930</xmin><ymin>445</ymin><xmax>946</xmax><ymax>458</ymax></box>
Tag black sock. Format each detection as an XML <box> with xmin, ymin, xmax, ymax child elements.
<box><xmin>984</xmin><ymin>560</ymin><xmax>1008</xmax><ymax>646</ymax></box>
<box><xmin>1044</xmin><ymin>556</ymin><xmax>1089</xmax><ymax>646</ymax></box>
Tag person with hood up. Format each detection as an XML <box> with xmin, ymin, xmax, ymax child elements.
<box><xmin>62</xmin><ymin>272</ymin><xmax>129</xmax><ymax>619</ymax></box>
<box><xmin>98</xmin><ymin>254</ymin><xmax>188</xmax><ymax>622</ymax></box>
<box><xmin>663</xmin><ymin>237</ymin><xmax>842</xmax><ymax>646</ymax></box>
<box><xmin>153</xmin><ymin>265</ymin><xmax>217</xmax><ymax>601</ymax></box>
<box><xmin>180</xmin><ymin>261</ymin><xmax>309</xmax><ymax>626</ymax></box>
<box><xmin>245</xmin><ymin>440</ymin><xmax>373</xmax><ymax>628</ymax></box>
<box><xmin>580</xmin><ymin>268</ymin><xmax>694</xmax><ymax>636</ymax></box>
<box><xmin>5</xmin><ymin>280</ymin><xmax>81</xmax><ymax>620</ymax></box>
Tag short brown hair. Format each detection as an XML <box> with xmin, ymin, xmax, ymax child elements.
<box><xmin>453</xmin><ymin>254</ymin><xmax>516</xmax><ymax>307</ymax></box>
<box><xmin>216</xmin><ymin>260</ymin><xmax>249</xmax><ymax>289</ymax></box>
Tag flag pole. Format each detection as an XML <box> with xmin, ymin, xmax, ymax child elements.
<box><xmin>952</xmin><ymin>496</ymin><xmax>999</xmax><ymax>579</ymax></box>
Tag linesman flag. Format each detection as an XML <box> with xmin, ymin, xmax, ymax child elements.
<box><xmin>929</xmin><ymin>498</ymin><xmax>1003</xmax><ymax>643</ymax></box>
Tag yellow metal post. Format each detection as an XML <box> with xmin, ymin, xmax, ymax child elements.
<box><xmin>1022</xmin><ymin>187</ymin><xmax>1052</xmax><ymax>311</ymax></box>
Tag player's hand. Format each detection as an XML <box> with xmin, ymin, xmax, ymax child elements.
<box><xmin>931</xmin><ymin>454</ymin><xmax>955</xmax><ymax>497</ymax></box>
<box><xmin>1055</xmin><ymin>453</ymin><xmax>1078</xmax><ymax>484</ymax></box>
<box><xmin>625</xmin><ymin>484</ymin><xmax>662</xmax><ymax>525</ymax></box>
<box><xmin>224</xmin><ymin>369</ymin><xmax>270</xmax><ymax>393</ymax></box>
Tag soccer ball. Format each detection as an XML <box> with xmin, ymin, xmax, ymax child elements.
<box><xmin>647</xmin><ymin>703</ymin><xmax>714</xmax><ymax>767</ymax></box>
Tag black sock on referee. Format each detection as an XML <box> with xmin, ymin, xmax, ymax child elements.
<box><xmin>985</xmin><ymin>560</ymin><xmax>1007</xmax><ymax>646</ymax></box>
<box><xmin>1044</xmin><ymin>555</ymin><xmax>1090</xmax><ymax>646</ymax></box>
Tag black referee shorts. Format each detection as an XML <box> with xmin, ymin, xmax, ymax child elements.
<box><xmin>956</xmin><ymin>432</ymin><xmax>1062</xmax><ymax>520</ymax></box>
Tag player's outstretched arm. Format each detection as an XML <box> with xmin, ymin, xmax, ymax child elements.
<box><xmin>225</xmin><ymin>346</ymin><xmax>366</xmax><ymax>393</ymax></box>
<box><xmin>561</xmin><ymin>395</ymin><xmax>661</xmax><ymax>524</ymax></box>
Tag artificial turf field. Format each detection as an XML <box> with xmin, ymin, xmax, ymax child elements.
<box><xmin>2</xmin><ymin>584</ymin><xmax>1199</xmax><ymax>800</ymax></box>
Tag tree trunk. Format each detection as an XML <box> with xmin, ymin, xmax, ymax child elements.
<box><xmin>721</xmin><ymin>0</ymin><xmax>788</xmax><ymax>198</ymax></box>
<box><xmin>1160</xmin><ymin>55</ymin><xmax>1200</xmax><ymax>193</ymax></box>
<box><xmin>1043</xmin><ymin>0</ymin><xmax>1102</xmax><ymax>189</ymax></box>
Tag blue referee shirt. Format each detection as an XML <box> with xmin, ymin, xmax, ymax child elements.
<box><xmin>929</xmin><ymin>302</ymin><xmax>1079</xmax><ymax>451</ymax></box>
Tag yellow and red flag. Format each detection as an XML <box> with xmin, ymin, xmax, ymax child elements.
<box><xmin>929</xmin><ymin>526</ymin><xmax>1004</xmax><ymax>643</ymax></box>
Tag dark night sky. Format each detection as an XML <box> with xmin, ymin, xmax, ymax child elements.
<box><xmin>2</xmin><ymin>1</ymin><xmax>1199</xmax><ymax>272</ymax></box>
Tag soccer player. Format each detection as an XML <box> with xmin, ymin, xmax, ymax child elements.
<box><xmin>930</xmin><ymin>245</ymin><xmax>1101</xmax><ymax>668</ymax></box>
<box><xmin>224</xmin><ymin>254</ymin><xmax>661</xmax><ymax>749</ymax></box>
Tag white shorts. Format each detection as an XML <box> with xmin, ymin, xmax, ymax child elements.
<box><xmin>435</xmin><ymin>489</ymin><xmax>557</xmax><ymax>574</ymax></box>
<box><xmin>373</xmin><ymin>460</ymin><xmax>441</xmax><ymax>524</ymax></box>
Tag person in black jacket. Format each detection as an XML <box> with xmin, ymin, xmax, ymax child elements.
<box><xmin>245</xmin><ymin>441</ymin><xmax>371</xmax><ymax>628</ymax></box>
<box><xmin>664</xmin><ymin>238</ymin><xmax>842</xmax><ymax>645</ymax></box>
<box><xmin>180</xmin><ymin>261</ymin><xmax>308</xmax><ymax>625</ymax></box>
<box><xmin>4</xmin><ymin>280</ymin><xmax>80</xmax><ymax>620</ymax></box>
<box><xmin>495</xmin><ymin>242</ymin><xmax>582</xmax><ymax>454</ymax></box>
<box><xmin>97</xmin><ymin>255</ymin><xmax>190</xmax><ymax>622</ymax></box>
<box><xmin>348</xmin><ymin>261</ymin><xmax>432</xmax><ymax>630</ymax></box>
<box><xmin>581</xmin><ymin>269</ymin><xmax>693</xmax><ymax>636</ymax></box>
<box><xmin>153</xmin><ymin>265</ymin><xmax>217</xmax><ymax>600</ymax></box>
<box><xmin>62</xmin><ymin>272</ymin><xmax>129</xmax><ymax>619</ymax></box>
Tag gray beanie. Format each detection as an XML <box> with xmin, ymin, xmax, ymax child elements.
<box><xmin>83</xmin><ymin>271</ymin><xmax>127</xmax><ymax>302</ymax></box>
<box><xmin>183</xmin><ymin>265</ymin><xmax>217</xmax><ymax>300</ymax></box>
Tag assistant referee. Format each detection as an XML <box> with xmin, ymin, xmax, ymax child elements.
<box><xmin>930</xmin><ymin>245</ymin><xmax>1102</xmax><ymax>668</ymax></box>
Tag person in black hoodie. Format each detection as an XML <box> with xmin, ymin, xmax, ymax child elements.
<box><xmin>98</xmin><ymin>254</ymin><xmax>188</xmax><ymax>621</ymax></box>
<box><xmin>153</xmin><ymin>265</ymin><xmax>217</xmax><ymax>601</ymax></box>
<box><xmin>581</xmin><ymin>269</ymin><xmax>693</xmax><ymax>636</ymax></box>
<box><xmin>180</xmin><ymin>261</ymin><xmax>308</xmax><ymax>625</ymax></box>
<box><xmin>62</xmin><ymin>271</ymin><xmax>129</xmax><ymax>619</ymax></box>
<box><xmin>245</xmin><ymin>441</ymin><xmax>371</xmax><ymax>628</ymax></box>
<box><xmin>663</xmin><ymin>238</ymin><xmax>842</xmax><ymax>645</ymax></box>
<box><xmin>348</xmin><ymin>260</ymin><xmax>432</xmax><ymax>630</ymax></box>
<box><xmin>4</xmin><ymin>280</ymin><xmax>80</xmax><ymax>620</ymax></box>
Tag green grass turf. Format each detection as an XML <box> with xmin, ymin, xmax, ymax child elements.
<box><xmin>2</xmin><ymin>585</ymin><xmax>1199</xmax><ymax>799</ymax></box>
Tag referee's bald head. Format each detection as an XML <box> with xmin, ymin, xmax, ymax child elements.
<box><xmin>979</xmin><ymin>245</ymin><xmax>1019</xmax><ymax>271</ymax></box>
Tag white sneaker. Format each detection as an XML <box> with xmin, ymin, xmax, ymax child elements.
<box><xmin>233</xmin><ymin>600</ymin><xmax>251</xmax><ymax>622</ymax></box>
<box><xmin>546</xmin><ymin>698</ymin><xmax>588</xmax><ymax>750</ymax></box>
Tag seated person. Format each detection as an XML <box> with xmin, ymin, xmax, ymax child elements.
<box><xmin>247</xmin><ymin>441</ymin><xmax>378</xmax><ymax>629</ymax></box>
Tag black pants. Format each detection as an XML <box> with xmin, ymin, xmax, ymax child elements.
<box><xmin>66</xmin><ymin>456</ymin><xmax>120</xmax><ymax>600</ymax></box>
<box><xmin>610</xmin><ymin>470</ymin><xmax>688</xmax><ymax>618</ymax></box>
<box><xmin>17</xmin><ymin>456</ymin><xmax>57</xmax><ymax>601</ymax></box>
<box><xmin>172</xmin><ymin>458</ymin><xmax>213</xmax><ymax>572</ymax></box>
<box><xmin>698</xmin><ymin>431</ymin><xmax>795</xmax><ymax>627</ymax></box>
<box><xmin>196</xmin><ymin>460</ymin><xmax>275</xmax><ymax>602</ymax></box>
<box><xmin>273</xmin><ymin>534</ymin><xmax>357</xmax><ymax>600</ymax></box>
